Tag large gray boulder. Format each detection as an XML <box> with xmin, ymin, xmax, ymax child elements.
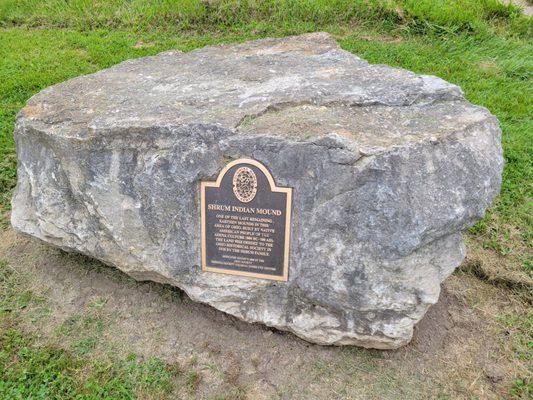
<box><xmin>11</xmin><ymin>33</ymin><xmax>502</xmax><ymax>349</ymax></box>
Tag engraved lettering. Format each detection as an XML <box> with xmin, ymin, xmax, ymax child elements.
<box><xmin>201</xmin><ymin>159</ymin><xmax>292</xmax><ymax>281</ymax></box>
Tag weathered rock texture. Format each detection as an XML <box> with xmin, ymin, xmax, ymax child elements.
<box><xmin>12</xmin><ymin>33</ymin><xmax>503</xmax><ymax>349</ymax></box>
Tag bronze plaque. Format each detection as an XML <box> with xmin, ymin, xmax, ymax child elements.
<box><xmin>200</xmin><ymin>159</ymin><xmax>292</xmax><ymax>281</ymax></box>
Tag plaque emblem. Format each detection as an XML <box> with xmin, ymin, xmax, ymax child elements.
<box><xmin>200</xmin><ymin>159</ymin><xmax>292</xmax><ymax>281</ymax></box>
<box><xmin>232</xmin><ymin>166</ymin><xmax>257</xmax><ymax>203</ymax></box>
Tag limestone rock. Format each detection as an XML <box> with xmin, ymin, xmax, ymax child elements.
<box><xmin>11</xmin><ymin>33</ymin><xmax>503</xmax><ymax>349</ymax></box>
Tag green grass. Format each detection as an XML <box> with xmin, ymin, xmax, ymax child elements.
<box><xmin>0</xmin><ymin>1</ymin><xmax>531</xmax><ymax>398</ymax></box>
<box><xmin>497</xmin><ymin>311</ymin><xmax>533</xmax><ymax>362</ymax></box>
<box><xmin>0</xmin><ymin>0</ymin><xmax>526</xmax><ymax>36</ymax></box>
<box><xmin>0</xmin><ymin>329</ymin><xmax>181</xmax><ymax>399</ymax></box>
<box><xmin>0</xmin><ymin>259</ymin><xmax>181</xmax><ymax>399</ymax></box>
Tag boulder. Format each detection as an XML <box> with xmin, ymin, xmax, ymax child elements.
<box><xmin>11</xmin><ymin>33</ymin><xmax>503</xmax><ymax>349</ymax></box>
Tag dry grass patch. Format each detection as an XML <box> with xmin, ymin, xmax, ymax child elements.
<box><xmin>2</xmin><ymin>229</ymin><xmax>532</xmax><ymax>399</ymax></box>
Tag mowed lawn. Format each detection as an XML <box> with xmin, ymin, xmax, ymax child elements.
<box><xmin>0</xmin><ymin>1</ymin><xmax>531</xmax><ymax>399</ymax></box>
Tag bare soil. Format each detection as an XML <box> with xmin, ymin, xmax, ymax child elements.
<box><xmin>0</xmin><ymin>228</ymin><xmax>528</xmax><ymax>399</ymax></box>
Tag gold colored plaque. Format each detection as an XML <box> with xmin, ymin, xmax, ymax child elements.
<box><xmin>200</xmin><ymin>159</ymin><xmax>292</xmax><ymax>281</ymax></box>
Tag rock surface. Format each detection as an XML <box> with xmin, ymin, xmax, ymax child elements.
<box><xmin>12</xmin><ymin>33</ymin><xmax>503</xmax><ymax>349</ymax></box>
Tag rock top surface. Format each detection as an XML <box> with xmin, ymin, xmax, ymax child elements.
<box><xmin>12</xmin><ymin>33</ymin><xmax>503</xmax><ymax>348</ymax></box>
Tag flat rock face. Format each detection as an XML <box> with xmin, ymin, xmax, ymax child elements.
<box><xmin>12</xmin><ymin>33</ymin><xmax>503</xmax><ymax>349</ymax></box>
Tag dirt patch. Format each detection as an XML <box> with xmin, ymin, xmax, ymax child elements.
<box><xmin>460</xmin><ymin>237</ymin><xmax>532</xmax><ymax>303</ymax></box>
<box><xmin>360</xmin><ymin>34</ymin><xmax>404</xmax><ymax>44</ymax></box>
<box><xmin>508</xmin><ymin>0</ymin><xmax>533</xmax><ymax>16</ymax></box>
<box><xmin>0</xmin><ymin>229</ymin><xmax>527</xmax><ymax>399</ymax></box>
<box><xmin>133</xmin><ymin>40</ymin><xmax>156</xmax><ymax>49</ymax></box>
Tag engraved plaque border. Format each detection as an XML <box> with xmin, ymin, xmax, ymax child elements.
<box><xmin>200</xmin><ymin>158</ymin><xmax>292</xmax><ymax>281</ymax></box>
